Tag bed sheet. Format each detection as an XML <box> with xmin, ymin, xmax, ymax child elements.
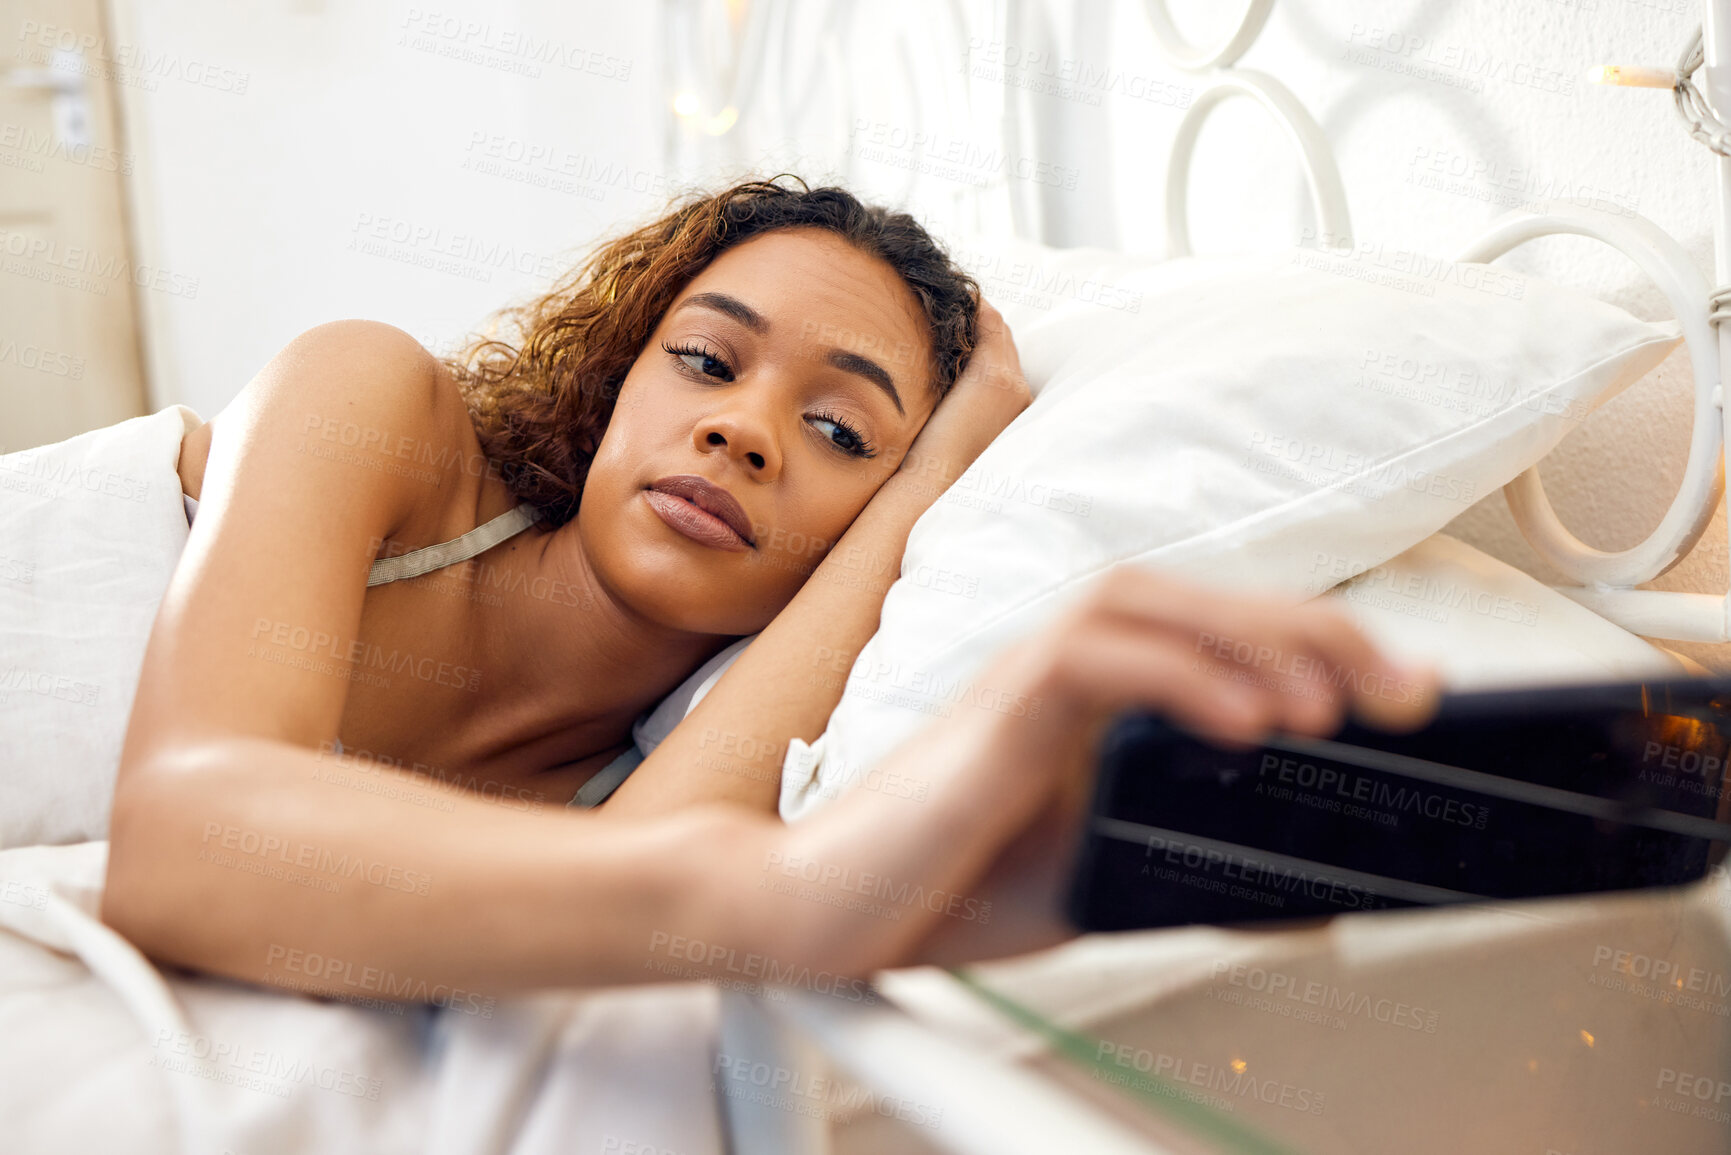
<box><xmin>0</xmin><ymin>840</ymin><xmax>730</xmax><ymax>1155</ymax></box>
<box><xmin>1318</xmin><ymin>531</ymin><xmax>1697</xmax><ymax>687</ymax></box>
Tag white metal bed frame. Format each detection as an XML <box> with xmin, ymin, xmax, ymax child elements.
<box><xmin>661</xmin><ymin>2</ymin><xmax>1731</xmax><ymax>1151</ymax></box>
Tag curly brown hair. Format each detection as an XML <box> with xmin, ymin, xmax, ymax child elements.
<box><xmin>443</xmin><ymin>174</ymin><xmax>982</xmax><ymax>528</ymax></box>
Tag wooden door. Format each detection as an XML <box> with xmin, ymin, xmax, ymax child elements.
<box><xmin>0</xmin><ymin>0</ymin><xmax>148</xmax><ymax>453</ymax></box>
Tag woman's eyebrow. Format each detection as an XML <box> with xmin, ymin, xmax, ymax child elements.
<box><xmin>677</xmin><ymin>291</ymin><xmax>768</xmax><ymax>334</ymax></box>
<box><xmin>828</xmin><ymin>350</ymin><xmax>904</xmax><ymax>416</ymax></box>
<box><xmin>675</xmin><ymin>290</ymin><xmax>905</xmax><ymax>416</ymax></box>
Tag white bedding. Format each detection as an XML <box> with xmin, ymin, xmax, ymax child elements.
<box><xmin>1</xmin><ymin>516</ymin><xmax>1708</xmax><ymax>1153</ymax></box>
<box><xmin>0</xmin><ymin>839</ymin><xmax>730</xmax><ymax>1155</ymax></box>
<box><xmin>1318</xmin><ymin>531</ymin><xmax>1694</xmax><ymax>687</ymax></box>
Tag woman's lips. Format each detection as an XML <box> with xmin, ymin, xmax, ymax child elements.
<box><xmin>643</xmin><ymin>489</ymin><xmax>754</xmax><ymax>552</ymax></box>
<box><xmin>648</xmin><ymin>474</ymin><xmax>756</xmax><ymax>544</ymax></box>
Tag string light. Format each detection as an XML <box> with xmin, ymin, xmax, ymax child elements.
<box><xmin>1591</xmin><ymin>27</ymin><xmax>1731</xmax><ymax>158</ymax></box>
<box><xmin>1591</xmin><ymin>27</ymin><xmax>1731</xmax><ymax>327</ymax></box>
<box><xmin>1587</xmin><ymin>64</ymin><xmax>1675</xmax><ymax>89</ymax></box>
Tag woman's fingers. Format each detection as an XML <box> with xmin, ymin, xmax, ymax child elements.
<box><xmin>1280</xmin><ymin>599</ymin><xmax>1439</xmax><ymax>731</ymax></box>
<box><xmin>975</xmin><ymin>297</ymin><xmax>1007</xmax><ymax>339</ymax></box>
<box><xmin>955</xmin><ymin>298</ymin><xmax>1029</xmax><ymax>400</ymax></box>
<box><xmin>976</xmin><ymin>299</ymin><xmax>1022</xmax><ymax>363</ymax></box>
<box><xmin>1032</xmin><ymin>564</ymin><xmax>1441</xmax><ymax>746</ymax></box>
<box><xmin>1033</xmin><ymin>619</ymin><xmax>1283</xmax><ymax>748</ymax></box>
<box><xmin>892</xmin><ymin>299</ymin><xmax>1032</xmax><ymax>485</ymax></box>
<box><xmin>1027</xmin><ymin>613</ymin><xmax>1344</xmax><ymax>752</ymax></box>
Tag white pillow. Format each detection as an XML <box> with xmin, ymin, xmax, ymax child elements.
<box><xmin>778</xmin><ymin>242</ymin><xmax>1681</xmax><ymax>820</ymax></box>
<box><xmin>0</xmin><ymin>406</ymin><xmax>196</xmax><ymax>850</ymax></box>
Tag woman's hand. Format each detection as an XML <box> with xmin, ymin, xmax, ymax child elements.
<box><xmin>891</xmin><ymin>299</ymin><xmax>1032</xmax><ymax>494</ymax></box>
<box><xmin>741</xmin><ymin>563</ymin><xmax>1442</xmax><ymax>978</ymax></box>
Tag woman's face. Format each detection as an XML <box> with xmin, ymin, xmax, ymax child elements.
<box><xmin>578</xmin><ymin>226</ymin><xmax>940</xmax><ymax>635</ymax></box>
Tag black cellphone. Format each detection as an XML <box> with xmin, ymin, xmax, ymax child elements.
<box><xmin>1066</xmin><ymin>677</ymin><xmax>1731</xmax><ymax>932</ymax></box>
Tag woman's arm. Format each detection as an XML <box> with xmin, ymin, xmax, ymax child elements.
<box><xmin>599</xmin><ymin>302</ymin><xmax>1034</xmax><ymax>819</ymax></box>
<box><xmin>114</xmin><ymin>674</ymin><xmax>763</xmax><ymax>997</ymax></box>
<box><xmin>110</xmin><ymin>557</ymin><xmax>1435</xmax><ymax>1003</ymax></box>
<box><xmin>696</xmin><ymin>564</ymin><xmax>1444</xmax><ymax>982</ymax></box>
<box><xmin>107</xmin><ymin>733</ymin><xmax>757</xmax><ymax>995</ymax></box>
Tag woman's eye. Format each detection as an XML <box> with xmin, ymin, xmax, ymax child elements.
<box><xmin>811</xmin><ymin>412</ymin><xmax>876</xmax><ymax>459</ymax></box>
<box><xmin>678</xmin><ymin>351</ymin><xmax>732</xmax><ymax>380</ymax></box>
<box><xmin>663</xmin><ymin>341</ymin><xmax>734</xmax><ymax>381</ymax></box>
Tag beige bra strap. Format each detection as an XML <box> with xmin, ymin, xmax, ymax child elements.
<box><xmin>367</xmin><ymin>502</ymin><xmax>543</xmax><ymax>587</ymax></box>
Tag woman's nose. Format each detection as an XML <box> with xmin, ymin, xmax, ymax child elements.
<box><xmin>694</xmin><ymin>397</ymin><xmax>780</xmax><ymax>475</ymax></box>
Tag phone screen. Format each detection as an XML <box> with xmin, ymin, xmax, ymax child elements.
<box><xmin>1067</xmin><ymin>677</ymin><xmax>1731</xmax><ymax>932</ymax></box>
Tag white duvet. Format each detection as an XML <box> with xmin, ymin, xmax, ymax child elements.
<box><xmin>0</xmin><ymin>839</ymin><xmax>730</xmax><ymax>1155</ymax></box>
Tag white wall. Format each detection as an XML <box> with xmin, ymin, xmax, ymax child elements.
<box><xmin>111</xmin><ymin>0</ymin><xmax>666</xmax><ymax>420</ymax></box>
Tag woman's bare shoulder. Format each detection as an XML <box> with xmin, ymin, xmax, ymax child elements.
<box><xmin>179</xmin><ymin>320</ymin><xmax>470</xmax><ymax>502</ymax></box>
<box><xmin>127</xmin><ymin>321</ymin><xmax>477</xmax><ymax>770</ymax></box>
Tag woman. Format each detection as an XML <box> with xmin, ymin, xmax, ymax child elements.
<box><xmin>101</xmin><ymin>175</ymin><xmax>1437</xmax><ymax>997</ymax></box>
